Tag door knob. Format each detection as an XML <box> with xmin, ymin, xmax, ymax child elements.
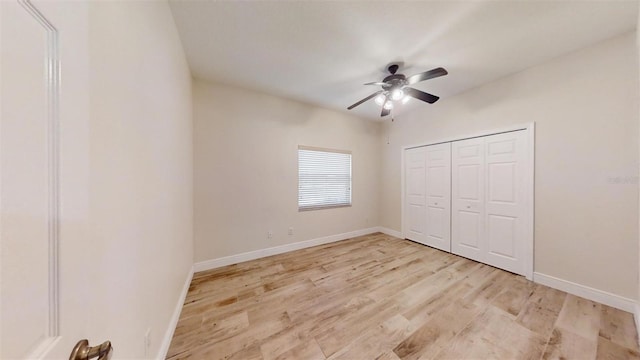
<box><xmin>69</xmin><ymin>339</ymin><xmax>113</xmax><ymax>360</ymax></box>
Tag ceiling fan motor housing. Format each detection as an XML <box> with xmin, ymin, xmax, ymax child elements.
<box><xmin>382</xmin><ymin>74</ymin><xmax>407</xmax><ymax>89</ymax></box>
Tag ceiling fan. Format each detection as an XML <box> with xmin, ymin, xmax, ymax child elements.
<box><xmin>347</xmin><ymin>64</ymin><xmax>448</xmax><ymax>117</ymax></box>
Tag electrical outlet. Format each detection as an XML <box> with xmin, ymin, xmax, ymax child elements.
<box><xmin>144</xmin><ymin>328</ymin><xmax>151</xmax><ymax>357</ymax></box>
<box><xmin>267</xmin><ymin>231</ymin><xmax>273</xmax><ymax>239</ymax></box>
<box><xmin>288</xmin><ymin>227</ymin><xmax>293</xmax><ymax>235</ymax></box>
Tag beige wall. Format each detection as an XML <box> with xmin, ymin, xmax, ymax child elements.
<box><xmin>193</xmin><ymin>80</ymin><xmax>380</xmax><ymax>262</ymax></box>
<box><xmin>86</xmin><ymin>2</ymin><xmax>194</xmax><ymax>357</ymax></box>
<box><xmin>381</xmin><ymin>32</ymin><xmax>639</xmax><ymax>299</ymax></box>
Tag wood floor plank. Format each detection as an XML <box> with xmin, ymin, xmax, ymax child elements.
<box><xmin>273</xmin><ymin>339</ymin><xmax>326</xmax><ymax>360</ymax></box>
<box><xmin>393</xmin><ymin>300</ymin><xmax>482</xmax><ymax>360</ymax></box>
<box><xmin>171</xmin><ymin>311</ymin><xmax>291</xmax><ymax>359</ymax></box>
<box><xmin>375</xmin><ymin>351</ymin><xmax>403</xmax><ymax>360</ymax></box>
<box><xmin>166</xmin><ymin>233</ymin><xmax>639</xmax><ymax>360</ymax></box>
<box><xmin>600</xmin><ymin>304</ymin><xmax>640</xmax><ymax>352</ymax></box>
<box><xmin>596</xmin><ymin>336</ymin><xmax>640</xmax><ymax>360</ymax></box>
<box><xmin>395</xmin><ymin>259</ymin><xmax>481</xmax><ymax>311</ymax></box>
<box><xmin>542</xmin><ymin>327</ymin><xmax>597</xmax><ymax>360</ymax></box>
<box><xmin>328</xmin><ymin>314</ymin><xmax>417</xmax><ymax>360</ymax></box>
<box><xmin>259</xmin><ymin>323</ymin><xmax>310</xmax><ymax>360</ymax></box>
<box><xmin>167</xmin><ymin>311</ymin><xmax>250</xmax><ymax>358</ymax></box>
<box><xmin>461</xmin><ymin>266</ymin><xmax>509</xmax><ymax>308</ymax></box>
<box><xmin>225</xmin><ymin>344</ymin><xmax>263</xmax><ymax>360</ymax></box>
<box><xmin>402</xmin><ymin>276</ymin><xmax>473</xmax><ymax>327</ymax></box>
<box><xmin>491</xmin><ymin>274</ymin><xmax>536</xmax><ymax>317</ymax></box>
<box><xmin>555</xmin><ymin>294</ymin><xmax>601</xmax><ymax>342</ymax></box>
<box><xmin>315</xmin><ymin>298</ymin><xmax>403</xmax><ymax>357</ymax></box>
<box><xmin>435</xmin><ymin>306</ymin><xmax>546</xmax><ymax>360</ymax></box>
<box><xmin>516</xmin><ymin>284</ymin><xmax>566</xmax><ymax>338</ymax></box>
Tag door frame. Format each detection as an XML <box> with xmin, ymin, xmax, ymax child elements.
<box><xmin>400</xmin><ymin>122</ymin><xmax>535</xmax><ymax>280</ymax></box>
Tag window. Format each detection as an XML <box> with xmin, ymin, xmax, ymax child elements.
<box><xmin>298</xmin><ymin>146</ymin><xmax>352</xmax><ymax>211</ymax></box>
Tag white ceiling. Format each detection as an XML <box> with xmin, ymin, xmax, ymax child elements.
<box><xmin>169</xmin><ymin>1</ymin><xmax>638</xmax><ymax>120</ymax></box>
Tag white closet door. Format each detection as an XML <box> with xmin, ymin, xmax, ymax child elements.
<box><xmin>424</xmin><ymin>143</ymin><xmax>451</xmax><ymax>252</ymax></box>
<box><xmin>451</xmin><ymin>130</ymin><xmax>528</xmax><ymax>276</ymax></box>
<box><xmin>451</xmin><ymin>137</ymin><xmax>485</xmax><ymax>262</ymax></box>
<box><xmin>404</xmin><ymin>147</ymin><xmax>427</xmax><ymax>244</ymax></box>
<box><xmin>484</xmin><ymin>131</ymin><xmax>527</xmax><ymax>274</ymax></box>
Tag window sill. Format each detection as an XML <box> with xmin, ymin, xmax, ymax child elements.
<box><xmin>298</xmin><ymin>204</ymin><xmax>352</xmax><ymax>212</ymax></box>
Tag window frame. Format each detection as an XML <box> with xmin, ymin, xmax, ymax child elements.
<box><xmin>297</xmin><ymin>145</ymin><xmax>352</xmax><ymax>212</ymax></box>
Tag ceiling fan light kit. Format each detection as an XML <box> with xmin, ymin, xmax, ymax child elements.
<box><xmin>391</xmin><ymin>88</ymin><xmax>404</xmax><ymax>101</ymax></box>
<box><xmin>347</xmin><ymin>64</ymin><xmax>448</xmax><ymax>117</ymax></box>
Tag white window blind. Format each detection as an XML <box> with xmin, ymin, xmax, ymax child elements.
<box><xmin>298</xmin><ymin>146</ymin><xmax>352</xmax><ymax>211</ymax></box>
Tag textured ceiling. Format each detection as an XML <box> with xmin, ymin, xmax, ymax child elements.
<box><xmin>169</xmin><ymin>1</ymin><xmax>638</xmax><ymax>120</ymax></box>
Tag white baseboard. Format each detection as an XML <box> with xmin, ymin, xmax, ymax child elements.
<box><xmin>533</xmin><ymin>272</ymin><xmax>636</xmax><ymax>312</ymax></box>
<box><xmin>194</xmin><ymin>227</ymin><xmax>380</xmax><ymax>273</ymax></box>
<box><xmin>376</xmin><ymin>227</ymin><xmax>403</xmax><ymax>239</ymax></box>
<box><xmin>156</xmin><ymin>265</ymin><xmax>194</xmax><ymax>360</ymax></box>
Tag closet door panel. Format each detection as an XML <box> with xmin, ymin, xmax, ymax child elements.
<box><xmin>404</xmin><ymin>147</ymin><xmax>427</xmax><ymax>244</ymax></box>
<box><xmin>451</xmin><ymin>138</ymin><xmax>485</xmax><ymax>262</ymax></box>
<box><xmin>484</xmin><ymin>131</ymin><xmax>527</xmax><ymax>274</ymax></box>
<box><xmin>424</xmin><ymin>143</ymin><xmax>451</xmax><ymax>252</ymax></box>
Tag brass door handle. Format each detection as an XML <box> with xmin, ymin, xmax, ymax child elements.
<box><xmin>69</xmin><ymin>339</ymin><xmax>113</xmax><ymax>360</ymax></box>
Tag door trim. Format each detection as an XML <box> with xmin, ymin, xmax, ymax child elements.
<box><xmin>400</xmin><ymin>122</ymin><xmax>535</xmax><ymax>280</ymax></box>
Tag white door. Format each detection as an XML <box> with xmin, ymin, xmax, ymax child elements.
<box><xmin>451</xmin><ymin>137</ymin><xmax>485</xmax><ymax>262</ymax></box>
<box><xmin>451</xmin><ymin>130</ymin><xmax>528</xmax><ymax>275</ymax></box>
<box><xmin>424</xmin><ymin>143</ymin><xmax>451</xmax><ymax>252</ymax></box>
<box><xmin>1</xmin><ymin>1</ymin><xmax>53</xmax><ymax>357</ymax></box>
<box><xmin>404</xmin><ymin>147</ymin><xmax>427</xmax><ymax>244</ymax></box>
<box><xmin>1</xmin><ymin>1</ymin><xmax>101</xmax><ymax>358</ymax></box>
<box><xmin>484</xmin><ymin>131</ymin><xmax>527</xmax><ymax>274</ymax></box>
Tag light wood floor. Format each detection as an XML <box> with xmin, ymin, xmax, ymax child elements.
<box><xmin>167</xmin><ymin>233</ymin><xmax>639</xmax><ymax>359</ymax></box>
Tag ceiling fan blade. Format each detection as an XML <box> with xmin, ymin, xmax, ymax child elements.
<box><xmin>381</xmin><ymin>107</ymin><xmax>391</xmax><ymax>117</ymax></box>
<box><xmin>405</xmin><ymin>87</ymin><xmax>440</xmax><ymax>104</ymax></box>
<box><xmin>347</xmin><ymin>90</ymin><xmax>383</xmax><ymax>110</ymax></box>
<box><xmin>407</xmin><ymin>67</ymin><xmax>448</xmax><ymax>85</ymax></box>
<box><xmin>364</xmin><ymin>82</ymin><xmax>387</xmax><ymax>86</ymax></box>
